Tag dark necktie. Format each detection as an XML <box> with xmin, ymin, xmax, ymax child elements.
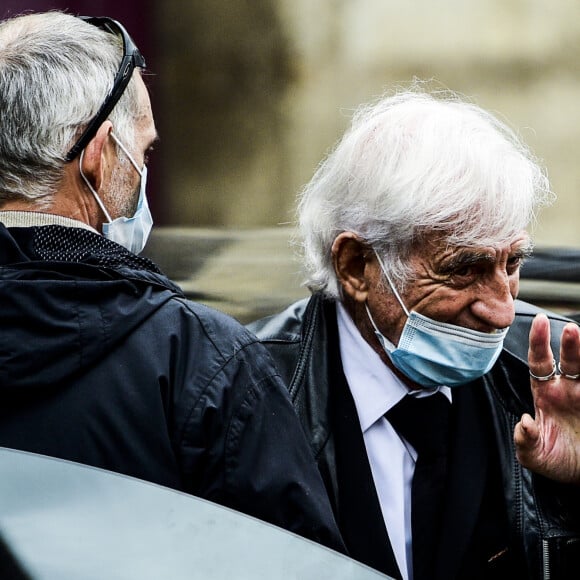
<box><xmin>386</xmin><ymin>392</ymin><xmax>451</xmax><ymax>580</ymax></box>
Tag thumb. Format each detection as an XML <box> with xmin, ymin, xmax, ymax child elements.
<box><xmin>514</xmin><ymin>413</ymin><xmax>540</xmax><ymax>463</ymax></box>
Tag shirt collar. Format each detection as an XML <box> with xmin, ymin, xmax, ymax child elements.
<box><xmin>0</xmin><ymin>211</ymin><xmax>98</xmax><ymax>233</ymax></box>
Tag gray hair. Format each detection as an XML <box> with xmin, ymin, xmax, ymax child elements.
<box><xmin>0</xmin><ymin>11</ymin><xmax>141</xmax><ymax>208</ymax></box>
<box><xmin>297</xmin><ymin>88</ymin><xmax>554</xmax><ymax>298</ymax></box>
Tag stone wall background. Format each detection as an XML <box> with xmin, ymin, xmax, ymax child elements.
<box><xmin>155</xmin><ymin>0</ymin><xmax>580</xmax><ymax>247</ymax></box>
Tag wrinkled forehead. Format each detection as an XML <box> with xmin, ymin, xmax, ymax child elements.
<box><xmin>410</xmin><ymin>229</ymin><xmax>532</xmax><ymax>259</ymax></box>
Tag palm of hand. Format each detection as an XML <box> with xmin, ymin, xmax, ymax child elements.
<box><xmin>514</xmin><ymin>314</ymin><xmax>580</xmax><ymax>484</ymax></box>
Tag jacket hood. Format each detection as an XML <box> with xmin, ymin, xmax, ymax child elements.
<box><xmin>0</xmin><ymin>224</ymin><xmax>180</xmax><ymax>390</ymax></box>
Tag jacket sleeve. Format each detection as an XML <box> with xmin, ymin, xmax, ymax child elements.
<box><xmin>173</xmin><ymin>304</ymin><xmax>345</xmax><ymax>553</ymax></box>
<box><xmin>222</xmin><ymin>343</ymin><xmax>345</xmax><ymax>553</ymax></box>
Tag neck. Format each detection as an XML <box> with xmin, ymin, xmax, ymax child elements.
<box><xmin>1</xmin><ymin>162</ymin><xmax>103</xmax><ymax>231</ymax></box>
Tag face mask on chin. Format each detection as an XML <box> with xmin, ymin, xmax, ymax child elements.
<box><xmin>79</xmin><ymin>132</ymin><xmax>153</xmax><ymax>255</ymax></box>
<box><xmin>365</xmin><ymin>250</ymin><xmax>509</xmax><ymax>389</ymax></box>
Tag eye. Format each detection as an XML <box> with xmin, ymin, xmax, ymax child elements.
<box><xmin>453</xmin><ymin>264</ymin><xmax>476</xmax><ymax>277</ymax></box>
<box><xmin>506</xmin><ymin>255</ymin><xmax>523</xmax><ymax>274</ymax></box>
<box><xmin>442</xmin><ymin>263</ymin><xmax>482</xmax><ymax>288</ymax></box>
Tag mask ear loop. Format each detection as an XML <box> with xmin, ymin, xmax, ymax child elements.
<box><xmin>364</xmin><ymin>302</ymin><xmax>382</xmax><ymax>334</ymax></box>
<box><xmin>373</xmin><ymin>249</ymin><xmax>410</xmax><ymax>317</ymax></box>
<box><xmin>363</xmin><ymin>301</ymin><xmax>397</xmax><ymax>355</ymax></box>
<box><xmin>110</xmin><ymin>132</ymin><xmax>144</xmax><ymax>176</ymax></box>
<box><xmin>79</xmin><ymin>149</ymin><xmax>113</xmax><ymax>224</ymax></box>
<box><xmin>364</xmin><ymin>249</ymin><xmax>409</xmax><ymax>351</ymax></box>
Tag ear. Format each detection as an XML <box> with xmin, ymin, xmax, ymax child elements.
<box><xmin>332</xmin><ymin>232</ymin><xmax>373</xmax><ymax>303</ymax></box>
<box><xmin>78</xmin><ymin>120</ymin><xmax>115</xmax><ymax>191</ymax></box>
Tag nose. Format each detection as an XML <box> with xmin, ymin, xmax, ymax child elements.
<box><xmin>471</xmin><ymin>270</ymin><xmax>517</xmax><ymax>330</ymax></box>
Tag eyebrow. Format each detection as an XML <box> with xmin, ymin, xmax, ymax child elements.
<box><xmin>513</xmin><ymin>242</ymin><xmax>534</xmax><ymax>259</ymax></box>
<box><xmin>443</xmin><ymin>242</ymin><xmax>534</xmax><ymax>272</ymax></box>
<box><xmin>442</xmin><ymin>251</ymin><xmax>494</xmax><ymax>273</ymax></box>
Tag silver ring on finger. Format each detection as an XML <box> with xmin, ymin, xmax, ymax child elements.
<box><xmin>529</xmin><ymin>359</ymin><xmax>557</xmax><ymax>381</ymax></box>
<box><xmin>557</xmin><ymin>361</ymin><xmax>580</xmax><ymax>380</ymax></box>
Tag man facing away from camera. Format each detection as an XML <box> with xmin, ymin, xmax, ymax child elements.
<box><xmin>249</xmin><ymin>89</ymin><xmax>580</xmax><ymax>579</ymax></box>
<box><xmin>0</xmin><ymin>11</ymin><xmax>344</xmax><ymax>551</ymax></box>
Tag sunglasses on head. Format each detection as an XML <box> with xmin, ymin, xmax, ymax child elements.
<box><xmin>65</xmin><ymin>16</ymin><xmax>146</xmax><ymax>162</ymax></box>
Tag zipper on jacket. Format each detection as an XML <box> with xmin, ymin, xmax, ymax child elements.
<box><xmin>542</xmin><ymin>539</ymin><xmax>550</xmax><ymax>580</ymax></box>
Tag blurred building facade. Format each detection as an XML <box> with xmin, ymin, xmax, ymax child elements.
<box><xmin>155</xmin><ymin>0</ymin><xmax>580</xmax><ymax>248</ymax></box>
<box><xmin>3</xmin><ymin>1</ymin><xmax>580</xmax><ymax>246</ymax></box>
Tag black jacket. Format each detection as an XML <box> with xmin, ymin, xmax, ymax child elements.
<box><xmin>0</xmin><ymin>223</ymin><xmax>343</xmax><ymax>551</ymax></box>
<box><xmin>249</xmin><ymin>293</ymin><xmax>580</xmax><ymax>579</ymax></box>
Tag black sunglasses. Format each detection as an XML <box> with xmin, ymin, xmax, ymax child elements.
<box><xmin>65</xmin><ymin>16</ymin><xmax>146</xmax><ymax>162</ymax></box>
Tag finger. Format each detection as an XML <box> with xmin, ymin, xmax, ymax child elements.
<box><xmin>558</xmin><ymin>322</ymin><xmax>580</xmax><ymax>378</ymax></box>
<box><xmin>528</xmin><ymin>314</ymin><xmax>555</xmax><ymax>380</ymax></box>
<box><xmin>514</xmin><ymin>413</ymin><xmax>540</xmax><ymax>463</ymax></box>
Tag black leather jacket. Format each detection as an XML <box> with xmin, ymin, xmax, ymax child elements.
<box><xmin>249</xmin><ymin>293</ymin><xmax>580</xmax><ymax>579</ymax></box>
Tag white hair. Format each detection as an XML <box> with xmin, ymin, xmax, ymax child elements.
<box><xmin>298</xmin><ymin>88</ymin><xmax>554</xmax><ymax>298</ymax></box>
<box><xmin>0</xmin><ymin>11</ymin><xmax>141</xmax><ymax>208</ymax></box>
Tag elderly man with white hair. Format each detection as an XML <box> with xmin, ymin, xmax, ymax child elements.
<box><xmin>249</xmin><ymin>89</ymin><xmax>580</xmax><ymax>580</ymax></box>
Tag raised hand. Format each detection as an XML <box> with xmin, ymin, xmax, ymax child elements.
<box><xmin>514</xmin><ymin>313</ymin><xmax>580</xmax><ymax>484</ymax></box>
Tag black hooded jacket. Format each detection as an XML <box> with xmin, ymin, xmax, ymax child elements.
<box><xmin>0</xmin><ymin>222</ymin><xmax>343</xmax><ymax>551</ymax></box>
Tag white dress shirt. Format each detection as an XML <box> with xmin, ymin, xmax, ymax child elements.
<box><xmin>336</xmin><ymin>302</ymin><xmax>451</xmax><ymax>580</ymax></box>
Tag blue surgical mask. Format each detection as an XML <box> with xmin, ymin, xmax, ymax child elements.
<box><xmin>79</xmin><ymin>133</ymin><xmax>153</xmax><ymax>255</ymax></box>
<box><xmin>366</xmin><ymin>251</ymin><xmax>508</xmax><ymax>388</ymax></box>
